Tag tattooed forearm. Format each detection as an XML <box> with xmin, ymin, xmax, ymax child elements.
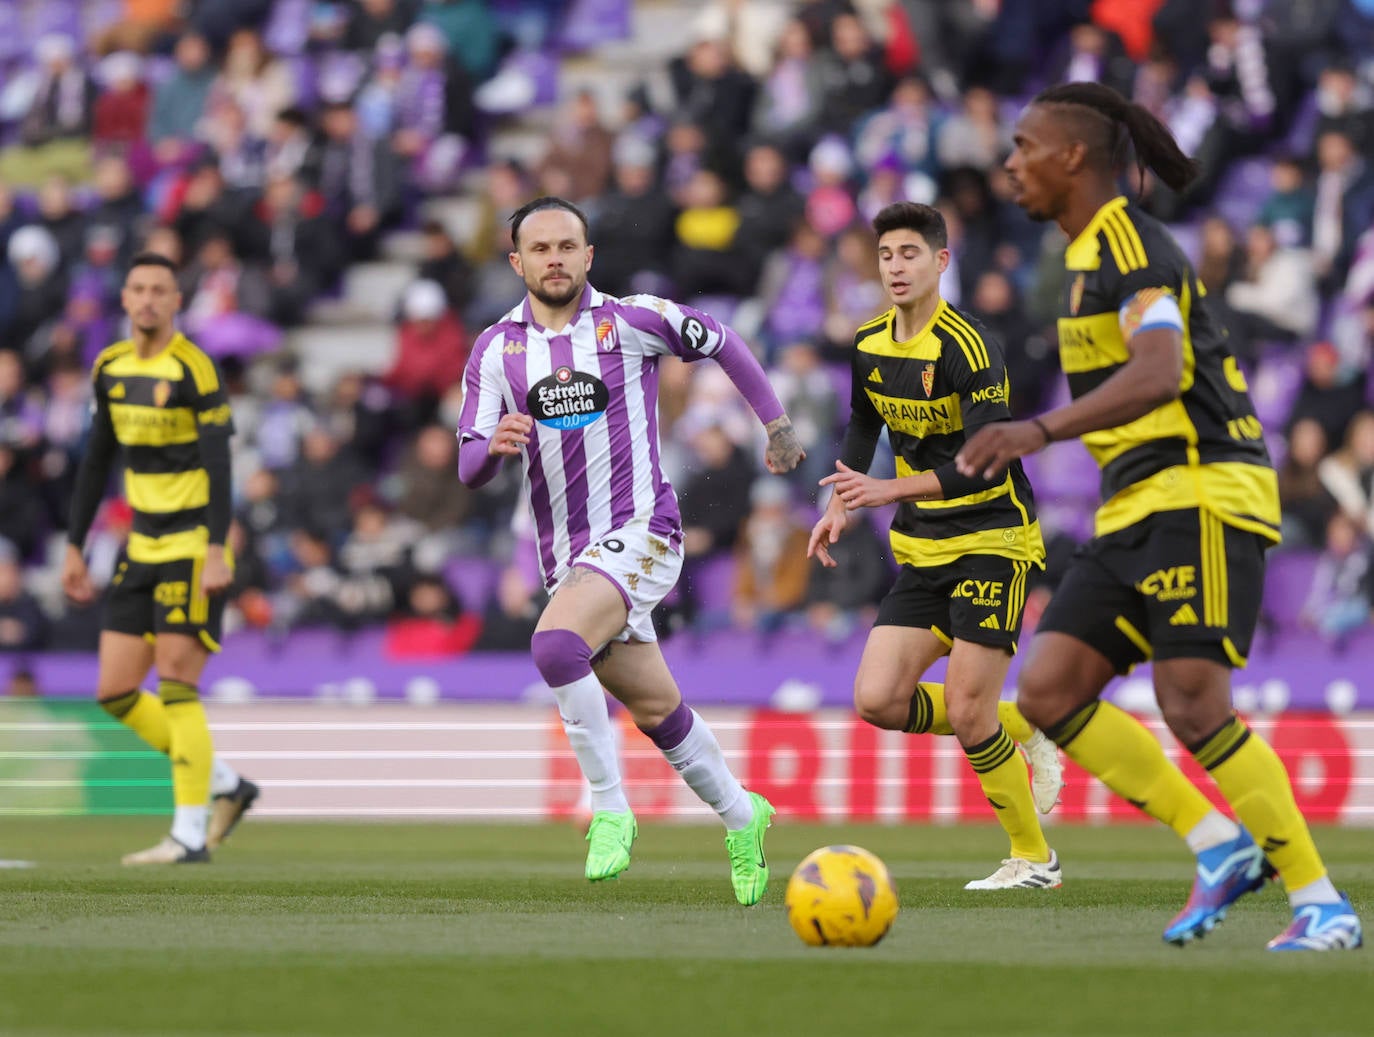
<box><xmin>764</xmin><ymin>416</ymin><xmax>805</xmax><ymax>474</ymax></box>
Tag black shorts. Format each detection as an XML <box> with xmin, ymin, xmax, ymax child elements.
<box><xmin>104</xmin><ymin>552</ymin><xmax>225</xmax><ymax>653</ymax></box>
<box><xmin>1037</xmin><ymin>508</ymin><xmax>1266</xmax><ymax>674</ymax></box>
<box><xmin>874</xmin><ymin>554</ymin><xmax>1035</xmax><ymax>651</ymax></box>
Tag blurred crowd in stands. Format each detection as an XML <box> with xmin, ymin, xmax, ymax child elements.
<box><xmin>2</xmin><ymin>0</ymin><xmax>1374</xmax><ymax>665</ymax></box>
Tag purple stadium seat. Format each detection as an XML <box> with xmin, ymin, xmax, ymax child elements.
<box><xmin>1214</xmin><ymin>157</ymin><xmax>1273</xmax><ymax>232</ymax></box>
<box><xmin>691</xmin><ymin>553</ymin><xmax>737</xmax><ymax>614</ymax></box>
<box><xmin>444</xmin><ymin>556</ymin><xmax>501</xmax><ymax>612</ymax></box>
<box><xmin>1249</xmin><ymin>349</ymin><xmax>1304</xmax><ymax>431</ymax></box>
<box><xmin>1262</xmin><ymin>549</ymin><xmax>1319</xmax><ymax>630</ymax></box>
<box><xmin>24</xmin><ymin>0</ymin><xmax>81</xmax><ymax>42</ymax></box>
<box><xmin>264</xmin><ymin>0</ymin><xmax>312</xmax><ymax>57</ymax></box>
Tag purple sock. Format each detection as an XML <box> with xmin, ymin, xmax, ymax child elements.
<box><xmin>640</xmin><ymin>701</ymin><xmax>694</xmax><ymax>751</ymax></box>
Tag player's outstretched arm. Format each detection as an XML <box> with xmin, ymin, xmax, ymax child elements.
<box><xmin>807</xmin><ymin>488</ymin><xmax>849</xmax><ymax>569</ymax></box>
<box><xmin>764</xmin><ymin>415</ymin><xmax>804</xmax><ymax>474</ymax></box>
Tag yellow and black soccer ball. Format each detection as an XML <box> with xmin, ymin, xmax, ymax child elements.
<box><xmin>785</xmin><ymin>844</ymin><xmax>899</xmax><ymax>947</ymax></box>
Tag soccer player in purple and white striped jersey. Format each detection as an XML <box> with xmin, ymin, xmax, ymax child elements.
<box><xmin>457</xmin><ymin>197</ymin><xmax>805</xmax><ymax>904</ymax></box>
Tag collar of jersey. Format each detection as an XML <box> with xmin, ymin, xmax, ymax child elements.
<box><xmin>511</xmin><ymin>284</ymin><xmax>604</xmax><ymax>330</ymax></box>
<box><xmin>889</xmin><ymin>297</ymin><xmax>948</xmax><ymax>347</ymax></box>
<box><xmin>116</xmin><ymin>331</ymin><xmax>191</xmax><ymax>367</ymax></box>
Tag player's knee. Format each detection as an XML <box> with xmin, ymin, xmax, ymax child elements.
<box><xmin>531</xmin><ymin>629</ymin><xmax>594</xmax><ymax>688</ymax></box>
<box><xmin>853</xmin><ymin>680</ymin><xmax>900</xmax><ymax>730</ymax></box>
<box><xmin>1016</xmin><ymin>667</ymin><xmax>1061</xmax><ymax>730</ymax></box>
<box><xmin>943</xmin><ymin>692</ymin><xmax>986</xmax><ymax>741</ymax></box>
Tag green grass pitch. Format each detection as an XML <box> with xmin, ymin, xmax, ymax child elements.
<box><xmin>1</xmin><ymin>819</ymin><xmax>1370</xmax><ymax>1037</ymax></box>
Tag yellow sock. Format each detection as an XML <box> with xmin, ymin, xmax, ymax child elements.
<box><xmin>100</xmin><ymin>689</ymin><xmax>171</xmax><ymax>753</ymax></box>
<box><xmin>964</xmin><ymin>725</ymin><xmax>1050</xmax><ymax>862</ymax></box>
<box><xmin>158</xmin><ymin>679</ymin><xmax>213</xmax><ymax>808</ymax></box>
<box><xmin>1192</xmin><ymin>717</ymin><xmax>1328</xmax><ymax>890</ymax></box>
<box><xmin>906</xmin><ymin>683</ymin><xmax>1037</xmax><ymax>744</ymax></box>
<box><xmin>1046</xmin><ymin>701</ymin><xmax>1213</xmax><ymax>840</ymax></box>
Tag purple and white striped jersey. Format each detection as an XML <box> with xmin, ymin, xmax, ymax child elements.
<box><xmin>458</xmin><ymin>287</ymin><xmax>741</xmax><ymax>589</ymax></box>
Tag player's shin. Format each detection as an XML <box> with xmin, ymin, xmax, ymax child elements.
<box><xmin>963</xmin><ymin>725</ymin><xmax>1050</xmax><ymax>862</ymax></box>
<box><xmin>1045</xmin><ymin>701</ymin><xmax>1217</xmax><ymax>840</ymax></box>
<box><xmin>639</xmin><ymin>702</ymin><xmax>753</xmax><ymax>829</ymax></box>
<box><xmin>158</xmin><ymin>679</ymin><xmax>213</xmax><ymax>851</ymax></box>
<box><xmin>100</xmin><ymin>689</ymin><xmax>170</xmax><ymax>752</ymax></box>
<box><xmin>532</xmin><ymin>630</ymin><xmax>628</xmax><ymax>813</ymax></box>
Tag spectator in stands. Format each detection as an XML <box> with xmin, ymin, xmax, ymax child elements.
<box><xmin>396</xmin><ymin>423</ymin><xmax>472</xmax><ymax>536</ymax></box>
<box><xmin>732</xmin><ymin>478</ymin><xmax>811</xmax><ymax>639</ymax></box>
<box><xmin>1312</xmin><ymin>64</ymin><xmax>1374</xmax><ymax>160</ymax></box>
<box><xmin>38</xmin><ymin>355</ymin><xmax>90</xmax><ymax>527</ymax></box>
<box><xmin>148</xmin><ymin>32</ymin><xmax>215</xmax><ymax>167</ymax></box>
<box><xmin>769</xmin><ymin>341</ymin><xmax>837</xmax><ymax>499</ymax></box>
<box><xmin>235</xmin><ymin>467</ymin><xmax>292</xmax><ymax>582</ymax></box>
<box><xmin>414</xmin><ymin>219</ymin><xmax>474</xmax><ymax>314</ymax></box>
<box><xmin>317</xmin><ymin>372</ymin><xmax>391</xmax><ymax>472</ymax></box>
<box><xmin>854</xmin><ymin>76</ymin><xmax>940</xmax><ymax>181</ymax></box>
<box><xmin>1257</xmin><ymin>155</ymin><xmax>1315</xmax><ymax>250</ymax></box>
<box><xmin>93</xmin><ymin>0</ymin><xmax>181</xmax><ymax>55</ymax></box>
<box><xmin>0</xmin><ymin>446</ymin><xmax>44</xmax><ymax>563</ymax></box>
<box><xmin>393</xmin><ymin>22</ymin><xmax>474</xmax><ymax>192</ymax></box>
<box><xmin>248</xmin><ymin>175</ymin><xmax>343</xmax><ymax>328</ymax></box>
<box><xmin>803</xmin><ymin>136</ymin><xmax>858</xmax><ymax>240</ymax></box>
<box><xmin>935</xmin><ymin>86</ymin><xmax>1011</xmax><ymax>175</ymax></box>
<box><xmin>816</xmin><ymin>12</ymin><xmax>891</xmax><ymax>139</ymax></box>
<box><xmin>1312</xmin><ymin>128</ymin><xmax>1374</xmax><ymax>295</ymax></box>
<box><xmin>671</xmin><ymin>169</ymin><xmax>747</xmax><ymax>299</ymax></box>
<box><xmin>92</xmin><ymin>52</ymin><xmax>150</xmax><ymax>155</ymax></box>
<box><xmin>1224</xmin><ymin>224</ymin><xmax>1318</xmax><ymax>351</ymax></box>
<box><xmin>202</xmin><ymin>96</ymin><xmax>267</xmax><ymax>194</ymax></box>
<box><xmin>337</xmin><ymin>496</ymin><xmax>419</xmax><ymax>621</ymax></box>
<box><xmin>1300</xmin><ymin>511</ymin><xmax>1373</xmax><ymax>650</ymax></box>
<box><xmin>419</xmin><ymin>0</ymin><xmax>501</xmax><ymax>84</ymax></box>
<box><xmin>734</xmin><ymin>141</ymin><xmax>806</xmax><ymax>292</ymax></box>
<box><xmin>756</xmin><ymin>222</ymin><xmax>828</xmax><ymax>358</ymax></box>
<box><xmin>210</xmin><ymin>28</ymin><xmax>297</xmax><ymax>140</ymax></box>
<box><xmin>5</xmin><ymin>35</ymin><xmax>97</xmax><ymax>186</ymax></box>
<box><xmin>1278</xmin><ymin>418</ymin><xmax>1338</xmax><ymax>549</ymax></box>
<box><xmin>3</xmin><ymin>227</ymin><xmax>68</xmax><ymax>365</ymax></box>
<box><xmin>265</xmin><ymin>108</ymin><xmax>319</xmax><ymax>185</ymax></box>
<box><xmin>0</xmin><ymin>351</ymin><xmax>45</xmax><ymax>466</ymax></box>
<box><xmin>255</xmin><ymin>360</ymin><xmax>314</xmax><ymax>473</ymax></box>
<box><xmin>37</xmin><ymin>177</ymin><xmax>87</xmax><ymax>273</ymax></box>
<box><xmin>660</xmin><ymin>119</ymin><xmax>712</xmax><ymax>210</ymax></box>
<box><xmin>588</xmin><ymin>140</ymin><xmax>675</xmax><ymax>298</ymax></box>
<box><xmin>1319</xmin><ymin>409</ymin><xmax>1374</xmax><ymax>540</ymax></box>
<box><xmin>1044</xmin><ymin>22</ymin><xmax>1134</xmax><ymax>99</ymax></box>
<box><xmin>87</xmin><ymin>156</ymin><xmax>145</xmax><ymax>267</ymax></box>
<box><xmin>346</xmin><ymin>0</ymin><xmax>420</xmax><ymax>53</ymax></box>
<box><xmin>1288</xmin><ymin>341</ymin><xmax>1367</xmax><ymax>452</ymax></box>
<box><xmin>473</xmin><ymin>561</ymin><xmax>546</xmax><ymax>652</ymax></box>
<box><xmin>966</xmin><ymin>269</ymin><xmax>1046</xmax><ymax>415</ymax></box>
<box><xmin>1196</xmin><ymin>214</ymin><xmax>1244</xmax><ymax>297</ymax></box>
<box><xmin>822</xmin><ymin>223</ymin><xmax>884</xmax><ymax>359</ymax></box>
<box><xmin>317</xmin><ymin>102</ymin><xmax>405</xmax><ymax>263</ymax></box>
<box><xmin>46</xmin><ymin>225</ymin><xmax>124</xmax><ymax>370</ymax></box>
<box><xmin>804</xmin><ymin>507</ymin><xmax>890</xmax><ymax>643</ymax></box>
<box><xmin>675</xmin><ymin>422</ymin><xmax>757</xmax><ymax>628</ymax></box>
<box><xmin>181</xmin><ymin>231</ymin><xmax>272</xmax><ymax>337</ymax></box>
<box><xmin>752</xmin><ymin>18</ymin><xmax>826</xmax><ymax>161</ymax></box>
<box><xmin>669</xmin><ymin>30</ymin><xmax>757</xmax><ymax>166</ymax></box>
<box><xmin>0</xmin><ymin>542</ymin><xmax>46</xmax><ymax>651</ymax></box>
<box><xmin>535</xmin><ymin>90</ymin><xmax>614</xmax><ymax>205</ymax></box>
<box><xmin>282</xmin><ymin>425</ymin><xmax>369</xmax><ymax>544</ymax></box>
<box><xmin>167</xmin><ymin>160</ymin><xmax>255</xmax><ymax>257</ymax></box>
<box><xmin>385</xmin><ymin>279</ymin><xmax>468</xmax><ymax>428</ymax></box>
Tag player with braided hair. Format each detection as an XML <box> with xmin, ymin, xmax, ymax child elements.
<box><xmin>957</xmin><ymin>82</ymin><xmax>1362</xmax><ymax>951</ymax></box>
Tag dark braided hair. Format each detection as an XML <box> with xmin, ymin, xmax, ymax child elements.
<box><xmin>1033</xmin><ymin>82</ymin><xmax>1201</xmax><ymax>194</ymax></box>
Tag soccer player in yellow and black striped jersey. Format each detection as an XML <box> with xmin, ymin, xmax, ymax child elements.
<box><xmin>958</xmin><ymin>82</ymin><xmax>1361</xmax><ymax>950</ymax></box>
<box><xmin>809</xmin><ymin>202</ymin><xmax>1064</xmax><ymax>890</ymax></box>
<box><xmin>62</xmin><ymin>252</ymin><xmax>259</xmax><ymax>865</ymax></box>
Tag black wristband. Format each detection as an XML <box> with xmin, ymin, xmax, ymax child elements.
<box><xmin>1031</xmin><ymin>417</ymin><xmax>1053</xmax><ymax>446</ymax></box>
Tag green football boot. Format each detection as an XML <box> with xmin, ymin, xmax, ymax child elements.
<box><xmin>585</xmin><ymin>810</ymin><xmax>636</xmax><ymax>881</ymax></box>
<box><xmin>724</xmin><ymin>792</ymin><xmax>775</xmax><ymax>906</ymax></box>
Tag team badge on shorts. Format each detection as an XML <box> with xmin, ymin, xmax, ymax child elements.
<box><xmin>921</xmin><ymin>362</ymin><xmax>935</xmax><ymax>398</ymax></box>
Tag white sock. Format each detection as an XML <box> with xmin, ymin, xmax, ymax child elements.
<box><xmin>551</xmin><ymin>673</ymin><xmax>630</xmax><ymax>813</ymax></box>
<box><xmin>658</xmin><ymin>710</ymin><xmax>752</xmax><ymax>830</ymax></box>
<box><xmin>1288</xmin><ymin>875</ymin><xmax>1341</xmax><ymax>907</ymax></box>
<box><xmin>1184</xmin><ymin>810</ymin><xmax>1243</xmax><ymax>854</ymax></box>
<box><xmin>171</xmin><ymin>805</ymin><xmax>208</xmax><ymax>850</ymax></box>
<box><xmin>210</xmin><ymin>757</ymin><xmax>240</xmax><ymax>797</ymax></box>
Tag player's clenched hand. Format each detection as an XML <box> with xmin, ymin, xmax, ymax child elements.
<box><xmin>202</xmin><ymin>546</ymin><xmax>233</xmax><ymax>596</ymax></box>
<box><xmin>819</xmin><ymin>461</ymin><xmax>894</xmax><ymax>509</ymax></box>
<box><xmin>61</xmin><ymin>544</ymin><xmax>95</xmax><ymax>606</ymax></box>
<box><xmin>764</xmin><ymin>416</ymin><xmax>805</xmax><ymax>474</ymax></box>
<box><xmin>956</xmin><ymin>420</ymin><xmax>1046</xmax><ymax>481</ymax></box>
<box><xmin>488</xmin><ymin>413</ymin><xmax>534</xmax><ymax>457</ymax></box>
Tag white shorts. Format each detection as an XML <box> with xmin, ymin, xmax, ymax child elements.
<box><xmin>557</xmin><ymin>520</ymin><xmax>683</xmax><ymax>643</ymax></box>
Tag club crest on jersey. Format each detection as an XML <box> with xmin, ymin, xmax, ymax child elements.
<box><xmin>595</xmin><ymin>318</ymin><xmax>618</xmax><ymax>351</ymax></box>
<box><xmin>153</xmin><ymin>380</ymin><xmax>172</xmax><ymax>407</ymax></box>
<box><xmin>921</xmin><ymin>362</ymin><xmax>935</xmax><ymax>398</ymax></box>
<box><xmin>1069</xmin><ymin>274</ymin><xmax>1085</xmax><ymax>316</ymax></box>
<box><xmin>527</xmin><ymin>367</ymin><xmax>609</xmax><ymax>431</ymax></box>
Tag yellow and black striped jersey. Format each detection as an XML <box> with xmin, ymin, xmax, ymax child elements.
<box><xmin>848</xmin><ymin>299</ymin><xmax>1044</xmax><ymax>569</ymax></box>
<box><xmin>90</xmin><ymin>333</ymin><xmax>234</xmax><ymax>564</ymax></box>
<box><xmin>1059</xmin><ymin>196</ymin><xmax>1279</xmax><ymax>541</ymax></box>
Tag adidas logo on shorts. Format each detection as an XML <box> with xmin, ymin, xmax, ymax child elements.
<box><xmin>979</xmin><ymin>614</ymin><xmax>1001</xmax><ymax>630</ymax></box>
<box><xmin>1169</xmin><ymin>604</ymin><xmax>1198</xmax><ymax>626</ymax></box>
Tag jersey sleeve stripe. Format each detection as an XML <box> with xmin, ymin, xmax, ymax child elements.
<box><xmin>171</xmin><ymin>341</ymin><xmax>219</xmax><ymax>395</ymax></box>
<box><xmin>937</xmin><ymin>314</ymin><xmax>987</xmax><ymax>372</ymax></box>
<box><xmin>942</xmin><ymin>310</ymin><xmax>990</xmax><ymax>369</ymax></box>
<box><xmin>1109</xmin><ymin>211</ymin><xmax>1148</xmax><ymax>268</ymax></box>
